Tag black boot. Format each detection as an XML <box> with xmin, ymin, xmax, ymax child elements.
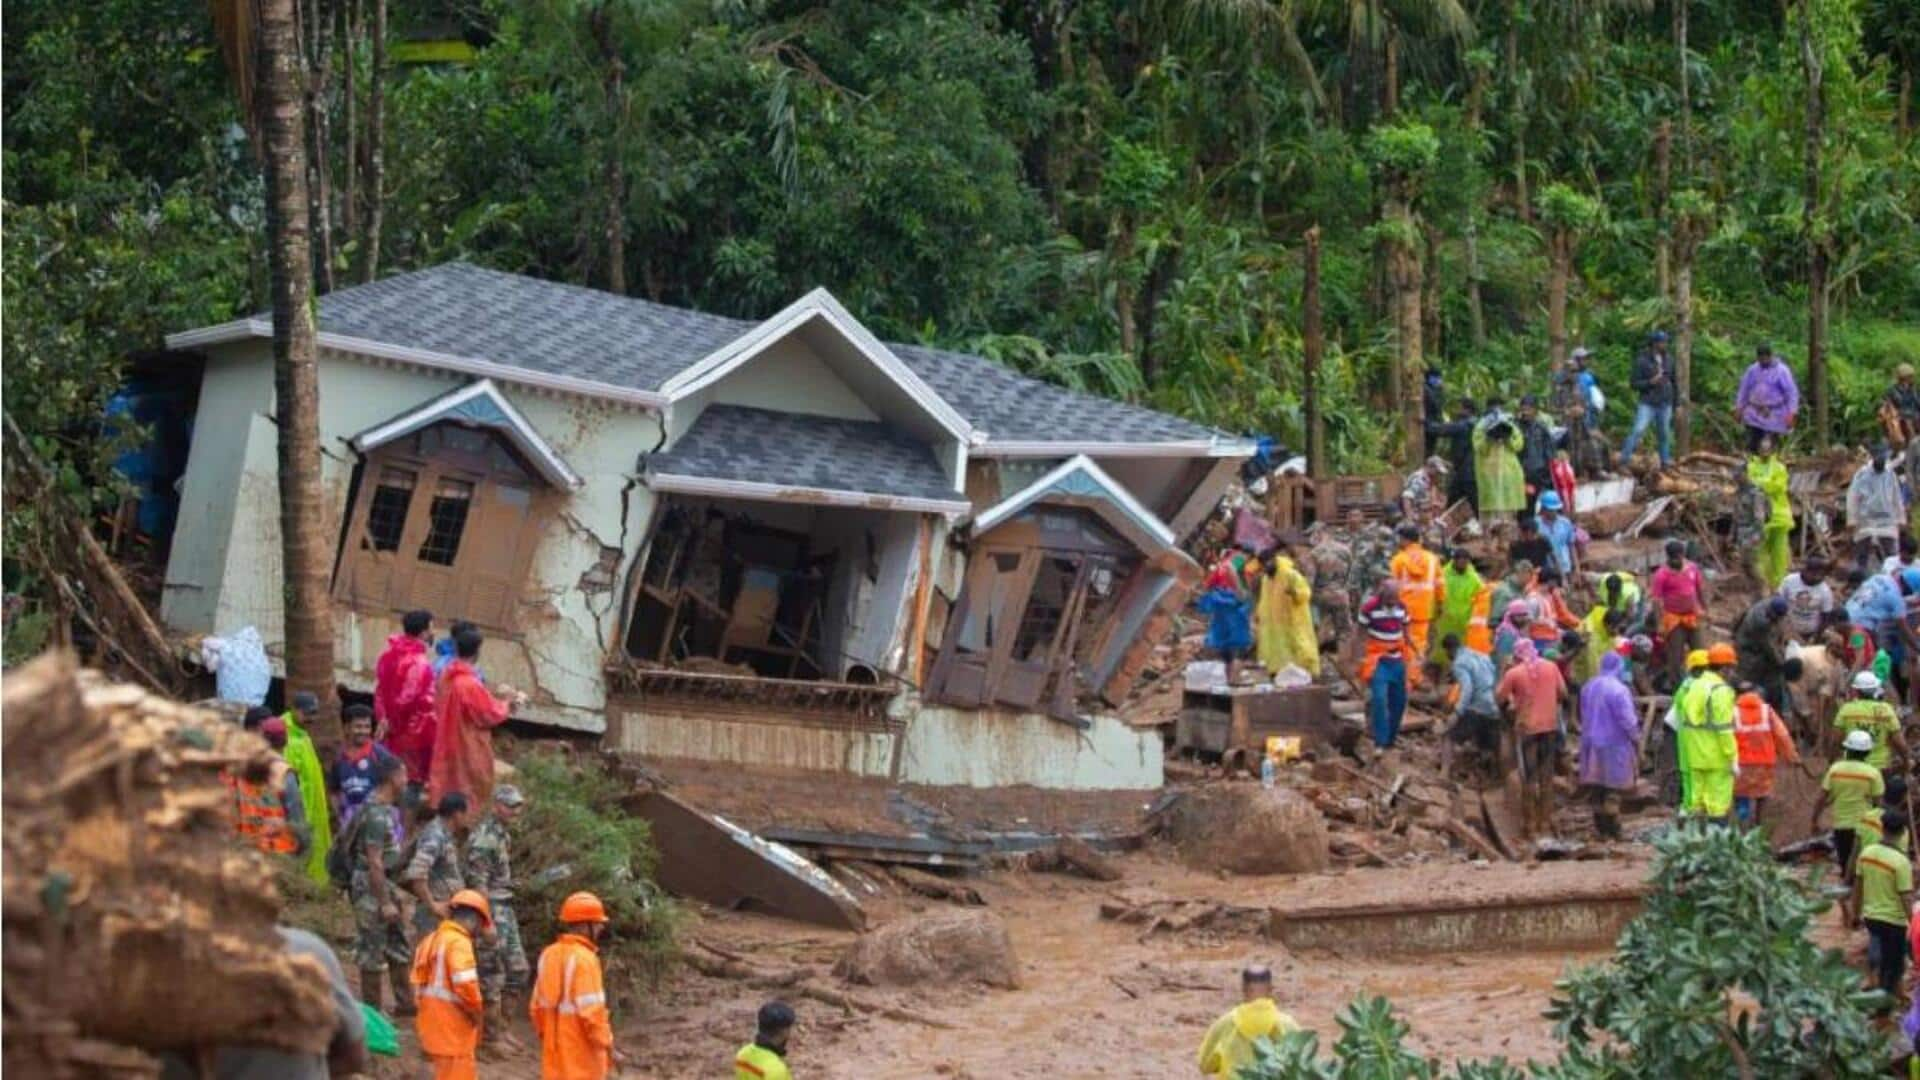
<box><xmin>358</xmin><ymin>968</ymin><xmax>386</xmax><ymax>1012</ymax></box>
<box><xmin>388</xmin><ymin>965</ymin><xmax>417</xmax><ymax>1017</ymax></box>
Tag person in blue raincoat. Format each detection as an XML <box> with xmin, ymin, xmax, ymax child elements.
<box><xmin>1198</xmin><ymin>561</ymin><xmax>1254</xmax><ymax>683</ymax></box>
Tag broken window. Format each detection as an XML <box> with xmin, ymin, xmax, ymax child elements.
<box><xmin>926</xmin><ymin>508</ymin><xmax>1142</xmax><ymax>721</ymax></box>
<box><xmin>365</xmin><ymin>467</ymin><xmax>416</xmax><ymax>552</ymax></box>
<box><xmin>335</xmin><ymin>423</ymin><xmax>549</xmax><ymax>633</ymax></box>
<box><xmin>416</xmin><ymin>477</ymin><xmax>474</xmax><ymax>566</ymax></box>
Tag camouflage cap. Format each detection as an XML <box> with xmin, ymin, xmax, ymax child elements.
<box><xmin>493</xmin><ymin>783</ymin><xmax>525</xmax><ymax>806</ymax></box>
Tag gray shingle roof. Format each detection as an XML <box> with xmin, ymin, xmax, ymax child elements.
<box><xmin>304</xmin><ymin>263</ymin><xmax>1225</xmax><ymax>446</ymax></box>
<box><xmin>649</xmin><ymin>406</ymin><xmax>962</xmax><ymax>504</ymax></box>
<box><xmin>315</xmin><ymin>263</ymin><xmax>752</xmax><ymax>392</ymax></box>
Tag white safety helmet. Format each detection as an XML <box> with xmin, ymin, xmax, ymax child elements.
<box><xmin>1852</xmin><ymin>670</ymin><xmax>1884</xmax><ymax>695</ymax></box>
<box><xmin>1843</xmin><ymin>729</ymin><xmax>1875</xmax><ymax>753</ymax></box>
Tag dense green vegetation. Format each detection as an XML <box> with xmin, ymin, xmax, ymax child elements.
<box><xmin>1243</xmin><ymin>823</ymin><xmax>1892</xmax><ymax>1077</ymax></box>
<box><xmin>5</xmin><ymin>0</ymin><xmax>1918</xmax><ymax>488</ymax></box>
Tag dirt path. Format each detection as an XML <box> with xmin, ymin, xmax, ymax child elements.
<box><xmin>610</xmin><ymin>852</ymin><xmax>1643</xmax><ymax>1078</ymax></box>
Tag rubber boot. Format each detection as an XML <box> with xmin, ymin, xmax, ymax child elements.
<box><xmin>388</xmin><ymin>965</ymin><xmax>417</xmax><ymax>1017</ymax></box>
<box><xmin>479</xmin><ymin>998</ymin><xmax>527</xmax><ymax>1059</ymax></box>
<box><xmin>359</xmin><ymin>968</ymin><xmax>386</xmax><ymax>1012</ymax></box>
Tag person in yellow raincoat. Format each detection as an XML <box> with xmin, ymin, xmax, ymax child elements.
<box><xmin>284</xmin><ymin>692</ymin><xmax>334</xmax><ymax>885</ymax></box>
<box><xmin>1431</xmin><ymin>548</ymin><xmax>1482</xmax><ymax>665</ymax></box>
<box><xmin>1256</xmin><ymin>535</ymin><xmax>1319</xmax><ymax>678</ymax></box>
<box><xmin>1472</xmin><ymin>402</ymin><xmax>1528</xmax><ymax>515</ymax></box>
<box><xmin>1747</xmin><ymin>436</ymin><xmax>1793</xmax><ymax>589</ymax></box>
<box><xmin>1197</xmin><ymin>966</ymin><xmax>1299</xmax><ymax>1077</ymax></box>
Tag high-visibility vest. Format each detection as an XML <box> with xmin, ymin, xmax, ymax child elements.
<box><xmin>735</xmin><ymin>1043</ymin><xmax>792</xmax><ymax>1080</ymax></box>
<box><xmin>229</xmin><ymin>767</ymin><xmax>296</xmax><ymax>854</ymax></box>
<box><xmin>531</xmin><ymin>935</ymin><xmax>614</xmax><ymax>1080</ymax></box>
<box><xmin>1393</xmin><ymin>547</ymin><xmax>1442</xmax><ymax>620</ymax></box>
<box><xmin>1733</xmin><ymin>692</ymin><xmax>1777</xmax><ymax>766</ymax></box>
<box><xmin>1464</xmin><ymin>586</ymin><xmax>1494</xmax><ymax>655</ymax></box>
<box><xmin>411</xmin><ymin>920</ymin><xmax>481</xmax><ymax>1057</ymax></box>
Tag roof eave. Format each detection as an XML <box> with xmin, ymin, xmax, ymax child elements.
<box><xmin>975</xmin><ymin>437</ymin><xmax>1257</xmax><ymax>459</ymax></box>
<box><xmin>646</xmin><ymin>473</ymin><xmax>970</xmax><ymax>516</ymax></box>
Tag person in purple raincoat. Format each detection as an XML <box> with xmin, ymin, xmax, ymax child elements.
<box><xmin>1578</xmin><ymin>651</ymin><xmax>1641</xmax><ymax>839</ymax></box>
<box><xmin>1734</xmin><ymin>343</ymin><xmax>1799</xmax><ymax>452</ymax></box>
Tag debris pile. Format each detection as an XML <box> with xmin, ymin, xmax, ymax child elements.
<box><xmin>835</xmin><ymin>909</ymin><xmax>1021</xmax><ymax>990</ymax></box>
<box><xmin>1156</xmin><ymin>785</ymin><xmax>1330</xmax><ymax>874</ymax></box>
<box><xmin>1</xmin><ymin>653</ymin><xmax>333</xmax><ymax>1077</ymax></box>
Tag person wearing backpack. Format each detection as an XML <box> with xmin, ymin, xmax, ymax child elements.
<box><xmin>344</xmin><ymin>755</ymin><xmax>415</xmax><ymax>1016</ymax></box>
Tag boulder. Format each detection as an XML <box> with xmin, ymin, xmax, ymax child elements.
<box><xmin>835</xmin><ymin>909</ymin><xmax>1020</xmax><ymax>990</ymax></box>
<box><xmin>1160</xmin><ymin>784</ymin><xmax>1330</xmax><ymax>874</ymax></box>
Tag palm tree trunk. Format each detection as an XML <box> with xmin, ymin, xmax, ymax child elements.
<box><xmin>1303</xmin><ymin>225</ymin><xmax>1325</xmax><ymax>479</ymax></box>
<box><xmin>1674</xmin><ymin>0</ymin><xmax>1692</xmax><ymax>176</ymax></box>
<box><xmin>359</xmin><ymin>0</ymin><xmax>385</xmax><ymax>283</ymax></box>
<box><xmin>1653</xmin><ymin>120</ymin><xmax>1671</xmax><ymax>305</ymax></box>
<box><xmin>259</xmin><ymin>0</ymin><xmax>341</xmax><ymax>748</ymax></box>
<box><xmin>1384</xmin><ymin>197</ymin><xmax>1424</xmax><ymax>463</ymax></box>
<box><xmin>1800</xmin><ymin>2</ymin><xmax>1829</xmax><ymax>444</ymax></box>
<box><xmin>1546</xmin><ymin>230</ymin><xmax>1573</xmax><ymax>372</ymax></box>
<box><xmin>1675</xmin><ymin>221</ymin><xmax>1697</xmax><ymax>456</ymax></box>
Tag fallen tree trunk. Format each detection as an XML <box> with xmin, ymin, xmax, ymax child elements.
<box><xmin>2</xmin><ymin>653</ymin><xmax>333</xmax><ymax>1077</ymax></box>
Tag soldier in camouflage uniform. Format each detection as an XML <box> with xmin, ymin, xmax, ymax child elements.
<box><xmin>1347</xmin><ymin>515</ymin><xmax>1399</xmax><ymax>611</ymax></box>
<box><xmin>1303</xmin><ymin>522</ymin><xmax>1356</xmax><ymax>646</ymax></box>
<box><xmin>466</xmin><ymin>783</ymin><xmax>530</xmax><ymax>1055</ymax></box>
<box><xmin>404</xmin><ymin>791</ymin><xmax>474</xmax><ymax>941</ymax></box>
<box><xmin>347</xmin><ymin>755</ymin><xmax>415</xmax><ymax>1015</ymax></box>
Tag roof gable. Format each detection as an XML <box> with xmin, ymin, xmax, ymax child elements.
<box><xmin>971</xmin><ymin>455</ymin><xmax>1177</xmax><ymax>553</ymax></box>
<box><xmin>349</xmin><ymin>378</ymin><xmax>582</xmax><ymax>489</ymax></box>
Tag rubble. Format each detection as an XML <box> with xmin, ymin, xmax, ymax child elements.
<box><xmin>2</xmin><ymin>653</ymin><xmax>334</xmax><ymax>1077</ymax></box>
<box><xmin>835</xmin><ymin>910</ymin><xmax>1021</xmax><ymax>990</ymax></box>
<box><xmin>1156</xmin><ymin>785</ymin><xmax>1330</xmax><ymax>874</ymax></box>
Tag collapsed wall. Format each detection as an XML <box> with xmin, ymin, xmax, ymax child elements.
<box><xmin>2</xmin><ymin>653</ymin><xmax>334</xmax><ymax>1077</ymax></box>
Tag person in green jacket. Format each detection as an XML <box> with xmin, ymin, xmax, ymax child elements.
<box><xmin>1472</xmin><ymin>401</ymin><xmax>1528</xmax><ymax>516</ymax></box>
<box><xmin>284</xmin><ymin>692</ymin><xmax>335</xmax><ymax>886</ymax></box>
<box><xmin>1681</xmin><ymin>644</ymin><xmax>1741</xmax><ymax>820</ymax></box>
<box><xmin>1746</xmin><ymin>436</ymin><xmax>1794</xmax><ymax>589</ymax></box>
<box><xmin>1432</xmin><ymin>548</ymin><xmax>1483</xmax><ymax>665</ymax></box>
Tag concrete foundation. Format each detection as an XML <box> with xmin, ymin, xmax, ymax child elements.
<box><xmin>1268</xmin><ymin>888</ymin><xmax>1645</xmax><ymax>955</ymax></box>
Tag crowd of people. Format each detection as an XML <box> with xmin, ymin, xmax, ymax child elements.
<box><xmin>225</xmin><ymin>610</ymin><xmax>797</xmax><ymax>1079</ymax></box>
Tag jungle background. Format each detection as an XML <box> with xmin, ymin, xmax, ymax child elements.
<box><xmin>7</xmin><ymin>0</ymin><xmax>1919</xmax><ymax>495</ymax></box>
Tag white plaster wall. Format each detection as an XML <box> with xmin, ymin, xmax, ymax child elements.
<box><xmin>161</xmin><ymin>346</ymin><xmax>275</xmax><ymax>631</ymax></box>
<box><xmin>162</xmin><ymin>344</ymin><xmax>661</xmax><ymax>732</ymax></box>
<box><xmin>710</xmin><ymin>335</ymin><xmax>879</xmax><ymax>421</ymax></box>
<box><xmin>896</xmin><ymin>704</ymin><xmax>1163</xmax><ymax>791</ymax></box>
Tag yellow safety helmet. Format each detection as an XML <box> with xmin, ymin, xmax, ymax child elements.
<box><xmin>1685</xmin><ymin>649</ymin><xmax>1710</xmax><ymax>671</ymax></box>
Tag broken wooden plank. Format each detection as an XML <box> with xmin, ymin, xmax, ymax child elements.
<box><xmin>889</xmin><ymin>865</ymin><xmax>985</xmax><ymax>906</ymax></box>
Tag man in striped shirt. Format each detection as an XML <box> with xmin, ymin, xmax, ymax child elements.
<box><xmin>1357</xmin><ymin>581</ymin><xmax>1411</xmax><ymax>749</ymax></box>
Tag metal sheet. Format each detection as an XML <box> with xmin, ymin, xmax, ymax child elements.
<box><xmin>628</xmin><ymin>789</ymin><xmax>867</xmax><ymax>930</ymax></box>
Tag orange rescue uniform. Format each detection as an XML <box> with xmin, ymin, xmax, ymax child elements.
<box><xmin>530</xmin><ymin>933</ymin><xmax>615</xmax><ymax>1080</ymax></box>
<box><xmin>412</xmin><ymin>918</ymin><xmax>484</xmax><ymax>1080</ymax></box>
<box><xmin>227</xmin><ymin>763</ymin><xmax>297</xmax><ymax>854</ymax></box>
<box><xmin>1390</xmin><ymin>544</ymin><xmax>1444</xmax><ymax>666</ymax></box>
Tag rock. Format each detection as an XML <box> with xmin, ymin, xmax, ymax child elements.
<box><xmin>1159</xmin><ymin>784</ymin><xmax>1330</xmax><ymax>874</ymax></box>
<box><xmin>835</xmin><ymin>910</ymin><xmax>1021</xmax><ymax>990</ymax></box>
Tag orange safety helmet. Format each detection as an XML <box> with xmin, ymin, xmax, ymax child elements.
<box><xmin>448</xmin><ymin>889</ymin><xmax>494</xmax><ymax>928</ymax></box>
<box><xmin>559</xmin><ymin>891</ymin><xmax>610</xmax><ymax>925</ymax></box>
<box><xmin>1707</xmin><ymin>643</ymin><xmax>1737</xmax><ymax>666</ymax></box>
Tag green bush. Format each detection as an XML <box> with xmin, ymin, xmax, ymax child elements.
<box><xmin>509</xmin><ymin>749</ymin><xmax>680</xmax><ymax>994</ymax></box>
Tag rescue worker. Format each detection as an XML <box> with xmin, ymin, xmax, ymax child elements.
<box><xmin>1399</xmin><ymin>455</ymin><xmax>1450</xmax><ymax>529</ymax></box>
<box><xmin>531</xmin><ymin>892</ymin><xmax>620</xmax><ymax>1080</ymax></box>
<box><xmin>1747</xmin><ymin>434</ymin><xmax>1794</xmax><ymax>589</ymax></box>
<box><xmin>1197</xmin><ymin>965</ymin><xmax>1299</xmax><ymax>1077</ymax></box>
<box><xmin>282</xmin><ymin>692</ymin><xmax>334</xmax><ymax>885</ymax></box>
<box><xmin>407</xmin><ymin>792</ymin><xmax>474</xmax><ymax>941</ymax></box>
<box><xmin>1389</xmin><ymin>523</ymin><xmax>1443</xmax><ymax>678</ymax></box>
<box><xmin>1730</xmin><ymin>682</ymin><xmax>1801</xmax><ymax>828</ymax></box>
<box><xmin>1432</xmin><ymin>548</ymin><xmax>1484</xmax><ymax>665</ymax></box>
<box><xmin>1851</xmin><ymin>809</ymin><xmax>1913</xmax><ymax>1007</ymax></box>
<box><xmin>1733</xmin><ymin>596</ymin><xmax>1792</xmax><ymax>712</ymax></box>
<box><xmin>1847</xmin><ymin>443</ymin><xmax>1906</xmax><ymax>568</ymax></box>
<box><xmin>412</xmin><ymin>888</ymin><xmax>492</xmax><ymax>1080</ymax></box>
<box><xmin>468</xmin><ymin>784</ymin><xmax>530</xmax><ymax>1058</ymax></box>
<box><xmin>232</xmin><ymin>709</ymin><xmax>305</xmax><ymax>857</ymax></box>
<box><xmin>1445</xmin><ymin>632</ymin><xmax>1501</xmax><ymax>781</ymax></box>
<box><xmin>1302</xmin><ymin>523</ymin><xmax>1355</xmax><ymax>647</ymax></box>
<box><xmin>1356</xmin><ymin>581</ymin><xmax>1411</xmax><ymax>750</ymax></box>
<box><xmin>1498</xmin><ymin>639</ymin><xmax>1569</xmax><ymax>838</ymax></box>
<box><xmin>348</xmin><ymin>755</ymin><xmax>415</xmax><ymax>1016</ymax></box>
<box><xmin>1679</xmin><ymin>643</ymin><xmax>1740</xmax><ymax>821</ymax></box>
<box><xmin>1650</xmin><ymin>540</ymin><xmax>1710</xmax><ymax>687</ymax></box>
<box><xmin>1255</xmin><ymin>533</ymin><xmax>1319</xmax><ymax>677</ymax></box>
<box><xmin>1811</xmin><ymin>729</ymin><xmax>1884</xmax><ymax>887</ymax></box>
<box><xmin>1472</xmin><ymin>400</ymin><xmax>1528</xmax><ymax>517</ymax></box>
<box><xmin>1663</xmin><ymin>649</ymin><xmax>1712</xmax><ymax>809</ymax></box>
<box><xmin>1834</xmin><ymin>670</ymin><xmax>1906</xmax><ymax>771</ymax></box>
<box><xmin>736</xmin><ymin>1000</ymin><xmax>797</xmax><ymax>1080</ymax></box>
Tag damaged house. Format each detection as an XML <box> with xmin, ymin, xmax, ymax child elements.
<box><xmin>161</xmin><ymin>264</ymin><xmax>1250</xmax><ymax>790</ymax></box>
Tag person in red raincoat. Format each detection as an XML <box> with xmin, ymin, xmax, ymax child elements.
<box><xmin>428</xmin><ymin>626</ymin><xmax>525</xmax><ymax>809</ymax></box>
<box><xmin>375</xmin><ymin>610</ymin><xmax>438</xmax><ymax>784</ymax></box>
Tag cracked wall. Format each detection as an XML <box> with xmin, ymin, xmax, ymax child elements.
<box><xmin>162</xmin><ymin>342</ymin><xmax>658</xmax><ymax>732</ymax></box>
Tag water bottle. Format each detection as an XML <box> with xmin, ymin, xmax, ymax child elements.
<box><xmin>1260</xmin><ymin>755</ymin><xmax>1276</xmax><ymax>789</ymax></box>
